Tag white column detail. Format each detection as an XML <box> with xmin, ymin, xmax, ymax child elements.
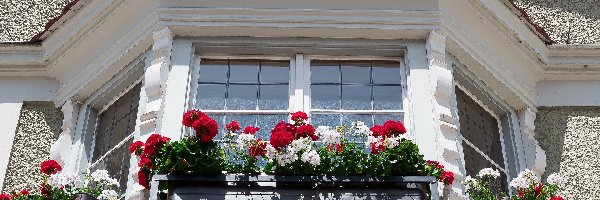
<box><xmin>50</xmin><ymin>99</ymin><xmax>80</xmax><ymax>167</ymax></box>
<box><xmin>128</xmin><ymin>27</ymin><xmax>173</xmax><ymax>200</ymax></box>
<box><xmin>159</xmin><ymin>40</ymin><xmax>193</xmax><ymax>140</ymax></box>
<box><xmin>139</xmin><ymin>27</ymin><xmax>173</xmax><ymax>136</ymax></box>
<box><xmin>427</xmin><ymin>30</ymin><xmax>465</xmax><ymax>199</ymax></box>
<box><xmin>518</xmin><ymin>107</ymin><xmax>546</xmax><ymax>178</ymax></box>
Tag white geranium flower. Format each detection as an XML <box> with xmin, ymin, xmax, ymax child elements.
<box><xmin>509</xmin><ymin>169</ymin><xmax>538</xmax><ymax>189</ymax></box>
<box><xmin>48</xmin><ymin>172</ymin><xmax>80</xmax><ymax>189</ymax></box>
<box><xmin>265</xmin><ymin>144</ymin><xmax>277</xmax><ymax>159</ymax></box>
<box><xmin>236</xmin><ymin>133</ymin><xmax>256</xmax><ymax>147</ymax></box>
<box><xmin>352</xmin><ymin>121</ymin><xmax>371</xmax><ymax>136</ymax></box>
<box><xmin>385</xmin><ymin>136</ymin><xmax>402</xmax><ymax>148</ymax></box>
<box><xmin>301</xmin><ymin>150</ymin><xmax>321</xmax><ymax>166</ymax></box>
<box><xmin>98</xmin><ymin>190</ymin><xmax>120</xmax><ymax>200</ymax></box>
<box><xmin>317</xmin><ymin>126</ymin><xmax>342</xmax><ymax>145</ymax></box>
<box><xmin>462</xmin><ymin>176</ymin><xmax>479</xmax><ymax>190</ymax></box>
<box><xmin>289</xmin><ymin>138</ymin><xmax>310</xmax><ymax>154</ymax></box>
<box><xmin>276</xmin><ymin>151</ymin><xmax>297</xmax><ymax>166</ymax></box>
<box><xmin>477</xmin><ymin>168</ymin><xmax>501</xmax><ymax>179</ymax></box>
<box><xmin>90</xmin><ymin>170</ymin><xmax>119</xmax><ymax>187</ymax></box>
<box><xmin>366</xmin><ymin>136</ymin><xmax>381</xmax><ymax>146</ymax></box>
<box><xmin>546</xmin><ymin>173</ymin><xmax>564</xmax><ymax>186</ymax></box>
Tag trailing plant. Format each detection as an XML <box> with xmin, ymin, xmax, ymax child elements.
<box><xmin>223</xmin><ymin>120</ymin><xmax>266</xmax><ymax>175</ymax></box>
<box><xmin>317</xmin><ymin>122</ymin><xmax>369</xmax><ymax>176</ymax></box>
<box><xmin>509</xmin><ymin>169</ymin><xmax>564</xmax><ymax>200</ymax></box>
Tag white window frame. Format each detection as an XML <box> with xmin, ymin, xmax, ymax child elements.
<box><xmin>189</xmin><ymin>54</ymin><xmax>408</xmax><ymax>127</ymax></box>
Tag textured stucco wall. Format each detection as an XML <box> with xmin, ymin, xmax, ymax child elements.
<box><xmin>1</xmin><ymin>102</ymin><xmax>62</xmax><ymax>193</ymax></box>
<box><xmin>535</xmin><ymin>107</ymin><xmax>600</xmax><ymax>199</ymax></box>
<box><xmin>0</xmin><ymin>0</ymin><xmax>70</xmax><ymax>42</ymax></box>
<box><xmin>513</xmin><ymin>0</ymin><xmax>600</xmax><ymax>44</ymax></box>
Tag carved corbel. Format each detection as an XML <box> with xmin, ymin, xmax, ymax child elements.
<box><xmin>50</xmin><ymin>99</ymin><xmax>80</xmax><ymax>166</ymax></box>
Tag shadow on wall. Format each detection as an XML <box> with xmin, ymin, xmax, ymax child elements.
<box><xmin>535</xmin><ymin>107</ymin><xmax>600</xmax><ymax>199</ymax></box>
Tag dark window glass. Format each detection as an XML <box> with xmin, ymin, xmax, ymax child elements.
<box><xmin>92</xmin><ymin>83</ymin><xmax>141</xmax><ymax>192</ymax></box>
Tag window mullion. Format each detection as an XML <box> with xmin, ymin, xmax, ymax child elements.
<box><xmin>291</xmin><ymin>54</ymin><xmax>306</xmax><ymax>113</ymax></box>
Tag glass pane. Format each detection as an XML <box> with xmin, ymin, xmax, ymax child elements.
<box><xmin>257</xmin><ymin>115</ymin><xmax>288</xmax><ymax>140</ymax></box>
<box><xmin>311</xmin><ymin>62</ymin><xmax>340</xmax><ymax>84</ymax></box>
<box><xmin>261</xmin><ymin>61</ymin><xmax>290</xmax><ymax>84</ymax></box>
<box><xmin>199</xmin><ymin>60</ymin><xmax>228</xmax><ymax>83</ymax></box>
<box><xmin>342</xmin><ymin>85</ymin><xmax>371</xmax><ymax>110</ymax></box>
<box><xmin>311</xmin><ymin>114</ymin><xmax>341</xmax><ymax>127</ymax></box>
<box><xmin>259</xmin><ymin>85</ymin><xmax>288</xmax><ymax>110</ymax></box>
<box><xmin>227</xmin><ymin>85</ymin><xmax>258</xmax><ymax>110</ymax></box>
<box><xmin>374</xmin><ymin>114</ymin><xmax>404</xmax><ymax>125</ymax></box>
<box><xmin>229</xmin><ymin>61</ymin><xmax>259</xmax><ymax>83</ymax></box>
<box><xmin>373</xmin><ymin>86</ymin><xmax>403</xmax><ymax>110</ymax></box>
<box><xmin>342</xmin><ymin>62</ymin><xmax>370</xmax><ymax>84</ymax></box>
<box><xmin>372</xmin><ymin>62</ymin><xmax>401</xmax><ymax>84</ymax></box>
<box><xmin>311</xmin><ymin>85</ymin><xmax>340</xmax><ymax>109</ymax></box>
<box><xmin>342</xmin><ymin>114</ymin><xmax>373</xmax><ymax>128</ymax></box>
<box><xmin>225</xmin><ymin>115</ymin><xmax>257</xmax><ymax>130</ymax></box>
<box><xmin>197</xmin><ymin>84</ymin><xmax>226</xmax><ymax>110</ymax></box>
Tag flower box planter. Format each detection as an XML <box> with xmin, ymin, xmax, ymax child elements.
<box><xmin>149</xmin><ymin>175</ymin><xmax>439</xmax><ymax>200</ymax></box>
<box><xmin>71</xmin><ymin>193</ymin><xmax>98</xmax><ymax>200</ymax></box>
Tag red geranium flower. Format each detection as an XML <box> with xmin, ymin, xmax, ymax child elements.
<box><xmin>291</xmin><ymin>111</ymin><xmax>309</xmax><ymax>122</ymax></box>
<box><xmin>226</xmin><ymin>120</ymin><xmax>241</xmax><ymax>132</ymax></box>
<box><xmin>426</xmin><ymin>160</ymin><xmax>444</xmax><ymax>170</ymax></box>
<box><xmin>534</xmin><ymin>183</ymin><xmax>543</xmax><ymax>196</ymax></box>
<box><xmin>327</xmin><ymin>144</ymin><xmax>344</xmax><ymax>153</ymax></box>
<box><xmin>0</xmin><ymin>193</ymin><xmax>11</xmax><ymax>200</ymax></box>
<box><xmin>40</xmin><ymin>160</ymin><xmax>62</xmax><ymax>175</ymax></box>
<box><xmin>440</xmin><ymin>170</ymin><xmax>454</xmax><ymax>185</ymax></box>
<box><xmin>143</xmin><ymin>134</ymin><xmax>169</xmax><ymax>156</ymax></box>
<box><xmin>138</xmin><ymin>157</ymin><xmax>153</xmax><ymax>169</ymax></box>
<box><xmin>182</xmin><ymin>109</ymin><xmax>203</xmax><ymax>127</ymax></box>
<box><xmin>138</xmin><ymin>170</ymin><xmax>150</xmax><ymax>190</ymax></box>
<box><xmin>517</xmin><ymin>189</ymin><xmax>526</xmax><ymax>198</ymax></box>
<box><xmin>248</xmin><ymin>140</ymin><xmax>267</xmax><ymax>160</ymax></box>
<box><xmin>297</xmin><ymin>124</ymin><xmax>318</xmax><ymax>140</ymax></box>
<box><xmin>270</xmin><ymin>130</ymin><xmax>294</xmax><ymax>149</ymax></box>
<box><xmin>129</xmin><ymin>141</ymin><xmax>144</xmax><ymax>155</ymax></box>
<box><xmin>19</xmin><ymin>190</ymin><xmax>29</xmax><ymax>195</ymax></box>
<box><xmin>243</xmin><ymin>126</ymin><xmax>260</xmax><ymax>135</ymax></box>
<box><xmin>371</xmin><ymin>143</ymin><xmax>386</xmax><ymax>154</ymax></box>
<box><xmin>550</xmin><ymin>196</ymin><xmax>565</xmax><ymax>200</ymax></box>
<box><xmin>39</xmin><ymin>183</ymin><xmax>50</xmax><ymax>197</ymax></box>
<box><xmin>192</xmin><ymin>115</ymin><xmax>219</xmax><ymax>142</ymax></box>
<box><xmin>272</xmin><ymin>121</ymin><xmax>295</xmax><ymax>133</ymax></box>
<box><xmin>371</xmin><ymin>120</ymin><xmax>406</xmax><ymax>138</ymax></box>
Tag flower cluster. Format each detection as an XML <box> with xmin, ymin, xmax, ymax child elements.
<box><xmin>462</xmin><ymin>168</ymin><xmax>506</xmax><ymax>200</ymax></box>
<box><xmin>129</xmin><ymin>133</ymin><xmax>170</xmax><ymax>189</ymax></box>
<box><xmin>1</xmin><ymin>160</ymin><xmax>121</xmax><ymax>200</ymax></box>
<box><xmin>183</xmin><ymin>109</ymin><xmax>219</xmax><ymax>142</ymax></box>
<box><xmin>510</xmin><ymin>169</ymin><xmax>564</xmax><ymax>200</ymax></box>
<box><xmin>366</xmin><ymin>120</ymin><xmax>408</xmax><ymax>155</ymax></box>
<box><xmin>425</xmin><ymin>160</ymin><xmax>455</xmax><ymax>185</ymax></box>
<box><xmin>264</xmin><ymin>112</ymin><xmax>321</xmax><ymax>174</ymax></box>
<box><xmin>223</xmin><ymin>119</ymin><xmax>267</xmax><ymax>174</ymax></box>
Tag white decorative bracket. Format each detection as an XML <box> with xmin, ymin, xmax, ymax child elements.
<box><xmin>427</xmin><ymin>30</ymin><xmax>465</xmax><ymax>200</ymax></box>
<box><xmin>518</xmin><ymin>107</ymin><xmax>546</xmax><ymax>178</ymax></box>
<box><xmin>139</xmin><ymin>27</ymin><xmax>173</xmax><ymax>136</ymax></box>
<box><xmin>50</xmin><ymin>99</ymin><xmax>80</xmax><ymax>167</ymax></box>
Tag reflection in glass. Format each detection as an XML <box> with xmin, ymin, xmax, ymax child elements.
<box><xmin>257</xmin><ymin>115</ymin><xmax>288</xmax><ymax>139</ymax></box>
<box><xmin>197</xmin><ymin>84</ymin><xmax>226</xmax><ymax>110</ymax></box>
<box><xmin>342</xmin><ymin>85</ymin><xmax>371</xmax><ymax>110</ymax></box>
<box><xmin>259</xmin><ymin>85</ymin><xmax>288</xmax><ymax>110</ymax></box>
<box><xmin>199</xmin><ymin>60</ymin><xmax>228</xmax><ymax>83</ymax></box>
<box><xmin>227</xmin><ymin>85</ymin><xmax>258</xmax><ymax>110</ymax></box>
<box><xmin>229</xmin><ymin>61</ymin><xmax>259</xmax><ymax>83</ymax></box>
<box><xmin>342</xmin><ymin>63</ymin><xmax>370</xmax><ymax>84</ymax></box>
<box><xmin>311</xmin><ymin>85</ymin><xmax>340</xmax><ymax>109</ymax></box>
<box><xmin>261</xmin><ymin>61</ymin><xmax>290</xmax><ymax>84</ymax></box>
<box><xmin>373</xmin><ymin>86</ymin><xmax>403</xmax><ymax>110</ymax></box>
<box><xmin>311</xmin><ymin>114</ymin><xmax>341</xmax><ymax>127</ymax></box>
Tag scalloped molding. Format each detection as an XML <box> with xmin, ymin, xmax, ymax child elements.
<box><xmin>518</xmin><ymin>107</ymin><xmax>546</xmax><ymax>178</ymax></box>
<box><xmin>49</xmin><ymin>99</ymin><xmax>80</xmax><ymax>166</ymax></box>
<box><xmin>427</xmin><ymin>30</ymin><xmax>466</xmax><ymax>199</ymax></box>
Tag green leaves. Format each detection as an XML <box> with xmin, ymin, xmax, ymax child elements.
<box><xmin>155</xmin><ymin>137</ymin><xmax>225</xmax><ymax>176</ymax></box>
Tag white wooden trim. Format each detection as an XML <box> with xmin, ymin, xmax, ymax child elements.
<box><xmin>198</xmin><ymin>55</ymin><xmax>292</xmax><ymax>60</ymax></box>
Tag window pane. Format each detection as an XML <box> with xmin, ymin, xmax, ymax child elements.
<box><xmin>257</xmin><ymin>115</ymin><xmax>288</xmax><ymax>139</ymax></box>
<box><xmin>342</xmin><ymin>85</ymin><xmax>370</xmax><ymax>110</ymax></box>
<box><xmin>342</xmin><ymin>114</ymin><xmax>373</xmax><ymax>128</ymax></box>
<box><xmin>342</xmin><ymin>62</ymin><xmax>370</xmax><ymax>84</ymax></box>
<box><xmin>261</xmin><ymin>61</ymin><xmax>289</xmax><ymax>84</ymax></box>
<box><xmin>199</xmin><ymin>60</ymin><xmax>228</xmax><ymax>83</ymax></box>
<box><xmin>225</xmin><ymin>115</ymin><xmax>257</xmax><ymax>129</ymax></box>
<box><xmin>311</xmin><ymin>114</ymin><xmax>341</xmax><ymax>127</ymax></box>
<box><xmin>197</xmin><ymin>84</ymin><xmax>226</xmax><ymax>110</ymax></box>
<box><xmin>259</xmin><ymin>85</ymin><xmax>288</xmax><ymax>110</ymax></box>
<box><xmin>374</xmin><ymin>114</ymin><xmax>404</xmax><ymax>125</ymax></box>
<box><xmin>227</xmin><ymin>85</ymin><xmax>258</xmax><ymax>110</ymax></box>
<box><xmin>311</xmin><ymin>62</ymin><xmax>340</xmax><ymax>84</ymax></box>
<box><xmin>372</xmin><ymin>62</ymin><xmax>401</xmax><ymax>84</ymax></box>
<box><xmin>230</xmin><ymin>61</ymin><xmax>259</xmax><ymax>83</ymax></box>
<box><xmin>311</xmin><ymin>85</ymin><xmax>340</xmax><ymax>109</ymax></box>
<box><xmin>373</xmin><ymin>86</ymin><xmax>403</xmax><ymax>110</ymax></box>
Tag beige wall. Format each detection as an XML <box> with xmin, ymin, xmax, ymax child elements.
<box><xmin>535</xmin><ymin>107</ymin><xmax>600</xmax><ymax>199</ymax></box>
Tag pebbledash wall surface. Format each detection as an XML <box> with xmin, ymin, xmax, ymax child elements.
<box><xmin>0</xmin><ymin>0</ymin><xmax>600</xmax><ymax>200</ymax></box>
